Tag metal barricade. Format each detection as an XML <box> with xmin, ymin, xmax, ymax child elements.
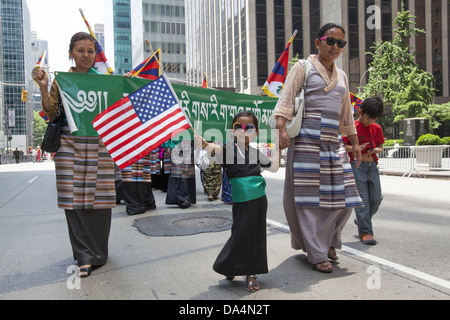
<box><xmin>379</xmin><ymin>145</ymin><xmax>450</xmax><ymax>177</ymax></box>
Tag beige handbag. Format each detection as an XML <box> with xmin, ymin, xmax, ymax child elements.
<box><xmin>270</xmin><ymin>59</ymin><xmax>311</xmax><ymax>138</ymax></box>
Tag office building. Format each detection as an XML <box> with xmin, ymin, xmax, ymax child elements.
<box><xmin>185</xmin><ymin>0</ymin><xmax>449</xmax><ymax>102</ymax></box>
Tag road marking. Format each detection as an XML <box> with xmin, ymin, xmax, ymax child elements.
<box><xmin>28</xmin><ymin>176</ymin><xmax>39</xmax><ymax>184</ymax></box>
<box><xmin>266</xmin><ymin>219</ymin><xmax>450</xmax><ymax>291</ymax></box>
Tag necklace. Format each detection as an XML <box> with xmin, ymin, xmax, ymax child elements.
<box><xmin>318</xmin><ymin>58</ymin><xmax>333</xmax><ymax>72</ymax></box>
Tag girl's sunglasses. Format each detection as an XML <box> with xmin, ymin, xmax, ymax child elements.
<box><xmin>319</xmin><ymin>37</ymin><xmax>347</xmax><ymax>48</ymax></box>
<box><xmin>233</xmin><ymin>122</ymin><xmax>256</xmax><ymax>133</ymax></box>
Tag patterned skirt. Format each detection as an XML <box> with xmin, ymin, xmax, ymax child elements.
<box><xmin>54</xmin><ymin>125</ymin><xmax>116</xmax><ymax>210</ymax></box>
<box><xmin>292</xmin><ymin>111</ymin><xmax>363</xmax><ymax>209</ymax></box>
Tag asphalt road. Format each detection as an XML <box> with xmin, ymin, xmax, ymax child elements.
<box><xmin>0</xmin><ymin>161</ymin><xmax>449</xmax><ymax>304</ymax></box>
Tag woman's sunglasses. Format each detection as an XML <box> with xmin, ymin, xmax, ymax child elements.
<box><xmin>233</xmin><ymin>122</ymin><xmax>256</xmax><ymax>133</ymax></box>
<box><xmin>319</xmin><ymin>37</ymin><xmax>347</xmax><ymax>48</ymax></box>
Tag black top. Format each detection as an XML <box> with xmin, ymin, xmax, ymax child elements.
<box><xmin>216</xmin><ymin>142</ymin><xmax>272</xmax><ymax>179</ymax></box>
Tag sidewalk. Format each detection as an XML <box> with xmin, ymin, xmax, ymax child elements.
<box><xmin>0</xmin><ymin>161</ymin><xmax>449</xmax><ymax>301</ymax></box>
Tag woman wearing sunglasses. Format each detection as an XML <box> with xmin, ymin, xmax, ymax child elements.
<box><xmin>273</xmin><ymin>23</ymin><xmax>364</xmax><ymax>273</ymax></box>
<box><xmin>195</xmin><ymin>111</ymin><xmax>279</xmax><ymax>291</ymax></box>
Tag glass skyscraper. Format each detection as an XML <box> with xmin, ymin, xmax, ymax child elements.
<box><xmin>112</xmin><ymin>0</ymin><xmax>132</xmax><ymax>75</ymax></box>
<box><xmin>0</xmin><ymin>0</ymin><xmax>33</xmax><ymax>150</ymax></box>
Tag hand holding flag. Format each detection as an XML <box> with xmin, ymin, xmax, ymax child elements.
<box><xmin>92</xmin><ymin>76</ymin><xmax>192</xmax><ymax>169</ymax></box>
<box><xmin>32</xmin><ymin>51</ymin><xmax>47</xmax><ymax>86</ymax></box>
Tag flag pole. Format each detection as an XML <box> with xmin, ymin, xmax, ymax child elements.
<box><xmin>145</xmin><ymin>40</ymin><xmax>194</xmax><ymax>132</ymax></box>
<box><xmin>79</xmin><ymin>8</ymin><xmax>114</xmax><ymax>74</ymax></box>
<box><xmin>79</xmin><ymin>8</ymin><xmax>97</xmax><ymax>41</ymax></box>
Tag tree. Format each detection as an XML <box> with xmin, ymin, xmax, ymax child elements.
<box><xmin>393</xmin><ymin>68</ymin><xmax>435</xmax><ymax>124</ymax></box>
<box><xmin>362</xmin><ymin>2</ymin><xmax>435</xmax><ymax>107</ymax></box>
<box><xmin>33</xmin><ymin>111</ymin><xmax>47</xmax><ymax>147</ymax></box>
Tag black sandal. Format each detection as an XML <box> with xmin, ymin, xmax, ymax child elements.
<box><xmin>79</xmin><ymin>265</ymin><xmax>92</xmax><ymax>278</ymax></box>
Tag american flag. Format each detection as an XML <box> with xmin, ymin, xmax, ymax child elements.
<box><xmin>92</xmin><ymin>76</ymin><xmax>192</xmax><ymax>169</ymax></box>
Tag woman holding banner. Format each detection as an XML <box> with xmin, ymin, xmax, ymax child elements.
<box><xmin>34</xmin><ymin>32</ymin><xmax>116</xmax><ymax>278</ymax></box>
<box><xmin>274</xmin><ymin>24</ymin><xmax>363</xmax><ymax>273</ymax></box>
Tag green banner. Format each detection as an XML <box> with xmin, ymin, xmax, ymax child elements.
<box><xmin>55</xmin><ymin>72</ymin><xmax>278</xmax><ymax>142</ymax></box>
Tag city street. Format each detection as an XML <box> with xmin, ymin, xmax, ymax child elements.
<box><xmin>0</xmin><ymin>161</ymin><xmax>449</xmax><ymax>304</ymax></box>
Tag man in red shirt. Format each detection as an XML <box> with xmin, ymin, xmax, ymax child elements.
<box><xmin>343</xmin><ymin>97</ymin><xmax>385</xmax><ymax>245</ymax></box>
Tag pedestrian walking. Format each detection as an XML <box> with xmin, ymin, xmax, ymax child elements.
<box><xmin>343</xmin><ymin>97</ymin><xmax>385</xmax><ymax>245</ymax></box>
<box><xmin>273</xmin><ymin>23</ymin><xmax>364</xmax><ymax>273</ymax></box>
<box><xmin>33</xmin><ymin>32</ymin><xmax>116</xmax><ymax>278</ymax></box>
<box><xmin>13</xmin><ymin>148</ymin><xmax>20</xmax><ymax>163</ymax></box>
<box><xmin>196</xmin><ymin>111</ymin><xmax>279</xmax><ymax>292</ymax></box>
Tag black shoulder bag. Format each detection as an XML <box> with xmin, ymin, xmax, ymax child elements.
<box><xmin>41</xmin><ymin>105</ymin><xmax>64</xmax><ymax>153</ymax></box>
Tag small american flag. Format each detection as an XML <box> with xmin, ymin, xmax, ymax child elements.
<box><xmin>92</xmin><ymin>76</ymin><xmax>191</xmax><ymax>169</ymax></box>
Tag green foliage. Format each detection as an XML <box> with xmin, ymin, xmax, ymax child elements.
<box><xmin>33</xmin><ymin>111</ymin><xmax>47</xmax><ymax>147</ymax></box>
<box><xmin>362</xmin><ymin>2</ymin><xmax>435</xmax><ymax>106</ymax></box>
<box><xmin>384</xmin><ymin>139</ymin><xmax>404</xmax><ymax>146</ymax></box>
<box><xmin>424</xmin><ymin>102</ymin><xmax>450</xmax><ymax>130</ymax></box>
<box><xmin>441</xmin><ymin>137</ymin><xmax>450</xmax><ymax>145</ymax></box>
<box><xmin>415</xmin><ymin>134</ymin><xmax>444</xmax><ymax>146</ymax></box>
<box><xmin>393</xmin><ymin>69</ymin><xmax>435</xmax><ymax>124</ymax></box>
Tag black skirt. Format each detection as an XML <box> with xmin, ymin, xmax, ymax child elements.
<box><xmin>165</xmin><ymin>176</ymin><xmax>196</xmax><ymax>205</ymax></box>
<box><xmin>213</xmin><ymin>196</ymin><xmax>268</xmax><ymax>276</ymax></box>
<box><xmin>122</xmin><ymin>182</ymin><xmax>156</xmax><ymax>215</ymax></box>
<box><xmin>65</xmin><ymin>209</ymin><xmax>112</xmax><ymax>266</ymax></box>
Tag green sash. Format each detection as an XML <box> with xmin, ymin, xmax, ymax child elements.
<box><xmin>229</xmin><ymin>176</ymin><xmax>266</xmax><ymax>203</ymax></box>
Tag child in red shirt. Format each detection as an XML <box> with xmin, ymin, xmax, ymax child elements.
<box><xmin>343</xmin><ymin>97</ymin><xmax>385</xmax><ymax>245</ymax></box>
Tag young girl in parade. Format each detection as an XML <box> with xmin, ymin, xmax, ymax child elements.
<box><xmin>195</xmin><ymin>111</ymin><xmax>279</xmax><ymax>292</ymax></box>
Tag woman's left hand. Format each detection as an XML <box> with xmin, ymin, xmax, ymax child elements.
<box><xmin>352</xmin><ymin>145</ymin><xmax>362</xmax><ymax>168</ymax></box>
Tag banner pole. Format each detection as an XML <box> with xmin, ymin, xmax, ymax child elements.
<box><xmin>145</xmin><ymin>40</ymin><xmax>194</xmax><ymax>132</ymax></box>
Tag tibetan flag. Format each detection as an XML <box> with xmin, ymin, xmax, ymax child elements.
<box><xmin>202</xmin><ymin>73</ymin><xmax>208</xmax><ymax>88</ymax></box>
<box><xmin>92</xmin><ymin>76</ymin><xmax>192</xmax><ymax>169</ymax></box>
<box><xmin>130</xmin><ymin>49</ymin><xmax>161</xmax><ymax>80</ymax></box>
<box><xmin>35</xmin><ymin>51</ymin><xmax>46</xmax><ymax>67</ymax></box>
<box><xmin>350</xmin><ymin>92</ymin><xmax>364</xmax><ymax>113</ymax></box>
<box><xmin>261</xmin><ymin>30</ymin><xmax>297</xmax><ymax>98</ymax></box>
<box><xmin>79</xmin><ymin>9</ymin><xmax>114</xmax><ymax>75</ymax></box>
<box><xmin>32</xmin><ymin>51</ymin><xmax>47</xmax><ymax>86</ymax></box>
<box><xmin>39</xmin><ymin>109</ymin><xmax>49</xmax><ymax>124</ymax></box>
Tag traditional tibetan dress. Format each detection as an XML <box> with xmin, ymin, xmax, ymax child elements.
<box><xmin>45</xmin><ymin>68</ymin><xmax>116</xmax><ymax>267</ymax></box>
<box><xmin>275</xmin><ymin>55</ymin><xmax>364</xmax><ymax>264</ymax></box>
<box><xmin>213</xmin><ymin>143</ymin><xmax>271</xmax><ymax>276</ymax></box>
<box><xmin>121</xmin><ymin>152</ymin><xmax>156</xmax><ymax>215</ymax></box>
<box><xmin>165</xmin><ymin>140</ymin><xmax>196</xmax><ymax>206</ymax></box>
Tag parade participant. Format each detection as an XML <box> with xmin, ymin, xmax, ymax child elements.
<box><xmin>343</xmin><ymin>97</ymin><xmax>385</xmax><ymax>245</ymax></box>
<box><xmin>165</xmin><ymin>140</ymin><xmax>196</xmax><ymax>209</ymax></box>
<box><xmin>201</xmin><ymin>144</ymin><xmax>222</xmax><ymax>201</ymax></box>
<box><xmin>274</xmin><ymin>23</ymin><xmax>364</xmax><ymax>273</ymax></box>
<box><xmin>34</xmin><ymin>32</ymin><xmax>116</xmax><ymax>278</ymax></box>
<box><xmin>195</xmin><ymin>111</ymin><xmax>279</xmax><ymax>292</ymax></box>
<box><xmin>121</xmin><ymin>153</ymin><xmax>156</xmax><ymax>215</ymax></box>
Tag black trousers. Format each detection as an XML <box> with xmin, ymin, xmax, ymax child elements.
<box><xmin>65</xmin><ymin>209</ymin><xmax>112</xmax><ymax>266</ymax></box>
